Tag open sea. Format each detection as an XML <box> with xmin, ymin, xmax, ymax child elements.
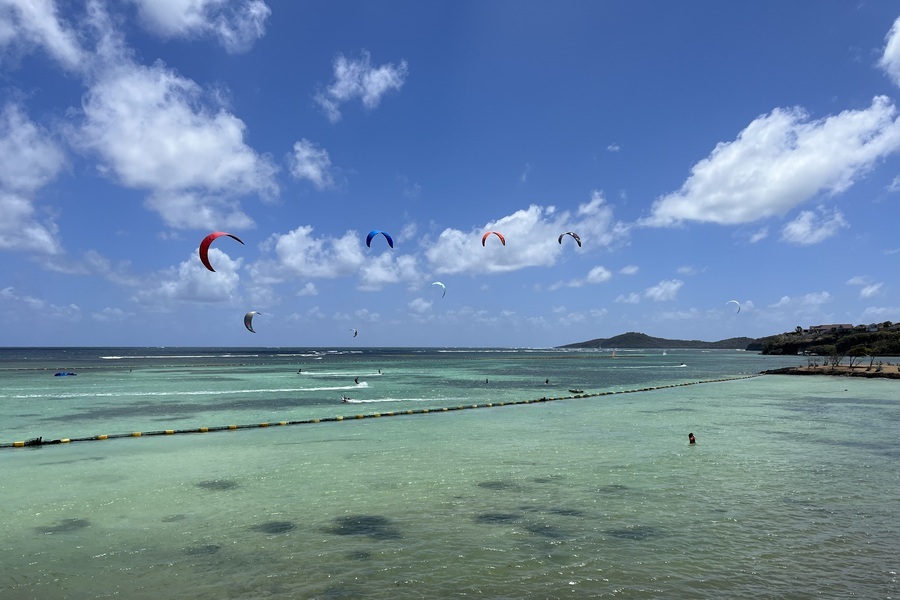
<box><xmin>1</xmin><ymin>347</ymin><xmax>897</xmax><ymax>599</ymax></box>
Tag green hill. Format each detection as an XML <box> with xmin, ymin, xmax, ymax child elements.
<box><xmin>558</xmin><ymin>332</ymin><xmax>757</xmax><ymax>350</ymax></box>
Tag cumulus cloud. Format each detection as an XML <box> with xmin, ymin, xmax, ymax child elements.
<box><xmin>585</xmin><ymin>265</ymin><xmax>612</xmax><ymax>284</ymax></box>
<box><xmin>615</xmin><ymin>292</ymin><xmax>640</xmax><ymax>304</ymax></box>
<box><xmin>0</xmin><ymin>0</ymin><xmax>86</xmax><ymax>71</ymax></box>
<box><xmin>0</xmin><ymin>103</ymin><xmax>64</xmax><ymax>253</ymax></box>
<box><xmin>73</xmin><ymin>52</ymin><xmax>278</xmax><ymax>228</ymax></box>
<box><xmin>257</xmin><ymin>226</ymin><xmax>365</xmax><ymax>280</ymax></box>
<box><xmin>644</xmin><ymin>279</ymin><xmax>683</xmax><ymax>302</ymax></box>
<box><xmin>0</xmin><ymin>286</ymin><xmax>81</xmax><ymax>319</ymax></box>
<box><xmin>620</xmin><ymin>265</ymin><xmax>638</xmax><ymax>275</ymax></box>
<box><xmin>315</xmin><ymin>50</ymin><xmax>408</xmax><ymax>123</ymax></box>
<box><xmin>296</xmin><ymin>282</ymin><xmax>317</xmax><ymax>296</ymax></box>
<box><xmin>408</xmin><ymin>297</ymin><xmax>432</xmax><ymax>314</ymax></box>
<box><xmin>847</xmin><ymin>276</ymin><xmax>884</xmax><ymax>299</ymax></box>
<box><xmin>800</xmin><ymin>291</ymin><xmax>831</xmax><ymax>306</ymax></box>
<box><xmin>642</xmin><ymin>96</ymin><xmax>900</xmax><ymax>227</ymax></box>
<box><xmin>879</xmin><ymin>16</ymin><xmax>900</xmax><ymax>88</ymax></box>
<box><xmin>359</xmin><ymin>253</ymin><xmax>421</xmax><ymax>291</ymax></box>
<box><xmin>132</xmin><ymin>250</ymin><xmax>242</xmax><ymax>309</ymax></box>
<box><xmin>289</xmin><ymin>139</ymin><xmax>334</xmax><ymax>189</ymax></box>
<box><xmin>426</xmin><ymin>191</ymin><xmax>626</xmax><ymax>275</ymax></box>
<box><xmin>130</xmin><ymin>0</ymin><xmax>270</xmax><ymax>53</ymax></box>
<box><xmin>780</xmin><ymin>206</ymin><xmax>848</xmax><ymax>245</ymax></box>
<box><xmin>546</xmin><ymin>265</ymin><xmax>612</xmax><ymax>290</ymax></box>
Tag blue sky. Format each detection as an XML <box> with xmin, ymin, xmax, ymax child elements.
<box><xmin>3</xmin><ymin>1</ymin><xmax>900</xmax><ymax>348</ymax></box>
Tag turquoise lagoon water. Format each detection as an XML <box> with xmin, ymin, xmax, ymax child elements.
<box><xmin>0</xmin><ymin>347</ymin><xmax>897</xmax><ymax>599</ymax></box>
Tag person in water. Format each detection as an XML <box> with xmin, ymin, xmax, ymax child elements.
<box><xmin>354</xmin><ymin>377</ymin><xmax>359</xmax><ymax>384</ymax></box>
<box><xmin>688</xmin><ymin>433</ymin><xmax>696</xmax><ymax>444</ymax></box>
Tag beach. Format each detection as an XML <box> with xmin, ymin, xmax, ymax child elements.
<box><xmin>763</xmin><ymin>361</ymin><xmax>900</xmax><ymax>379</ymax></box>
<box><xmin>2</xmin><ymin>347</ymin><xmax>898</xmax><ymax>599</ymax></box>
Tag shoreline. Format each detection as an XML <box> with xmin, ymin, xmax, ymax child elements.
<box><xmin>762</xmin><ymin>363</ymin><xmax>900</xmax><ymax>379</ymax></box>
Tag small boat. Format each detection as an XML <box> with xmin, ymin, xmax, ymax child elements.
<box><xmin>568</xmin><ymin>389</ymin><xmax>584</xmax><ymax>394</ymax></box>
<box><xmin>341</xmin><ymin>396</ymin><xmax>351</xmax><ymax>403</ymax></box>
<box><xmin>54</xmin><ymin>372</ymin><xmax>77</xmax><ymax>376</ymax></box>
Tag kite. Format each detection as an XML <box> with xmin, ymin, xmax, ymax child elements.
<box><xmin>726</xmin><ymin>300</ymin><xmax>741</xmax><ymax>314</ymax></box>
<box><xmin>366</xmin><ymin>230</ymin><xmax>394</xmax><ymax>248</ymax></box>
<box><xmin>432</xmin><ymin>281</ymin><xmax>446</xmax><ymax>298</ymax></box>
<box><xmin>481</xmin><ymin>231</ymin><xmax>506</xmax><ymax>246</ymax></box>
<box><xmin>558</xmin><ymin>232</ymin><xmax>582</xmax><ymax>247</ymax></box>
<box><xmin>350</xmin><ymin>328</ymin><xmax>359</xmax><ymax>338</ymax></box>
<box><xmin>199</xmin><ymin>232</ymin><xmax>244</xmax><ymax>272</ymax></box>
<box><xmin>244</xmin><ymin>311</ymin><xmax>260</xmax><ymax>333</ymax></box>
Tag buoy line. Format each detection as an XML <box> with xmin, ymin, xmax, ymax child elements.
<box><xmin>1</xmin><ymin>374</ymin><xmax>760</xmax><ymax>450</ymax></box>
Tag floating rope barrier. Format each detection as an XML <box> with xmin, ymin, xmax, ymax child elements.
<box><xmin>1</xmin><ymin>374</ymin><xmax>760</xmax><ymax>450</ymax></box>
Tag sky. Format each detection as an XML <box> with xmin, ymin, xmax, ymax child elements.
<box><xmin>3</xmin><ymin>1</ymin><xmax>900</xmax><ymax>348</ymax></box>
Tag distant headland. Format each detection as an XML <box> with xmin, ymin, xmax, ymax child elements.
<box><xmin>557</xmin><ymin>332</ymin><xmax>757</xmax><ymax>351</ymax></box>
<box><xmin>559</xmin><ymin>322</ymin><xmax>900</xmax><ymax>357</ymax></box>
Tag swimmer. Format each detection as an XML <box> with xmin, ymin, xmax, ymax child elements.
<box><xmin>688</xmin><ymin>433</ymin><xmax>696</xmax><ymax>445</ymax></box>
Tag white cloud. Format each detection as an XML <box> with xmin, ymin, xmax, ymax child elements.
<box><xmin>257</xmin><ymin>226</ymin><xmax>365</xmax><ymax>280</ymax></box>
<box><xmin>748</xmin><ymin>227</ymin><xmax>769</xmax><ymax>243</ymax></box>
<box><xmin>644</xmin><ymin>279</ymin><xmax>683</xmax><ymax>302</ymax></box>
<box><xmin>92</xmin><ymin>307</ymin><xmax>132</xmax><ymax>322</ymax></box>
<box><xmin>607</xmin><ymin>143</ymin><xmax>621</xmax><ymax>152</ymax></box>
<box><xmin>73</xmin><ymin>55</ymin><xmax>278</xmax><ymax>228</ymax></box>
<box><xmin>145</xmin><ymin>190</ymin><xmax>255</xmax><ymax>231</ymax></box>
<box><xmin>0</xmin><ymin>103</ymin><xmax>64</xmax><ymax>253</ymax></box>
<box><xmin>0</xmin><ymin>103</ymin><xmax>66</xmax><ymax>192</ymax></box>
<box><xmin>615</xmin><ymin>292</ymin><xmax>641</xmax><ymax>304</ymax></box>
<box><xmin>130</xmin><ymin>0</ymin><xmax>270</xmax><ymax>54</ymax></box>
<box><xmin>860</xmin><ymin>283</ymin><xmax>883</xmax><ymax>299</ymax></box>
<box><xmin>677</xmin><ymin>265</ymin><xmax>703</xmax><ymax>276</ymax></box>
<box><xmin>289</xmin><ymin>139</ymin><xmax>334</xmax><ymax>190</ymax></box>
<box><xmin>879</xmin><ymin>16</ymin><xmax>900</xmax><ymax>88</ymax></box>
<box><xmin>770</xmin><ymin>295</ymin><xmax>791</xmax><ymax>308</ymax></box>
<box><xmin>585</xmin><ymin>266</ymin><xmax>612</xmax><ymax>284</ymax></box>
<box><xmin>800</xmin><ymin>291</ymin><xmax>831</xmax><ymax>307</ymax></box>
<box><xmin>408</xmin><ymin>297</ymin><xmax>431</xmax><ymax>314</ymax></box>
<box><xmin>132</xmin><ymin>250</ymin><xmax>242</xmax><ymax>309</ymax></box>
<box><xmin>426</xmin><ymin>192</ymin><xmax>626</xmax><ymax>276</ymax></box>
<box><xmin>642</xmin><ymin>96</ymin><xmax>900</xmax><ymax>227</ymax></box>
<box><xmin>620</xmin><ymin>265</ymin><xmax>638</xmax><ymax>275</ymax></box>
<box><xmin>846</xmin><ymin>276</ymin><xmax>884</xmax><ymax>299</ymax></box>
<box><xmin>296</xmin><ymin>282</ymin><xmax>317</xmax><ymax>296</ymax></box>
<box><xmin>358</xmin><ymin>253</ymin><xmax>421</xmax><ymax>291</ymax></box>
<box><xmin>780</xmin><ymin>206</ymin><xmax>848</xmax><ymax>245</ymax></box>
<box><xmin>315</xmin><ymin>50</ymin><xmax>408</xmax><ymax>123</ymax></box>
<box><xmin>547</xmin><ymin>264</ymin><xmax>612</xmax><ymax>290</ymax></box>
<box><xmin>0</xmin><ymin>0</ymin><xmax>86</xmax><ymax>71</ymax></box>
<box><xmin>0</xmin><ymin>286</ymin><xmax>81</xmax><ymax>319</ymax></box>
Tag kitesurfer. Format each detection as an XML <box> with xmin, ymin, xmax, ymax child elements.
<box><xmin>688</xmin><ymin>433</ymin><xmax>696</xmax><ymax>445</ymax></box>
<box><xmin>354</xmin><ymin>377</ymin><xmax>359</xmax><ymax>384</ymax></box>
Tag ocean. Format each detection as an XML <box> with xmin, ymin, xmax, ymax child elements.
<box><xmin>1</xmin><ymin>347</ymin><xmax>897</xmax><ymax>599</ymax></box>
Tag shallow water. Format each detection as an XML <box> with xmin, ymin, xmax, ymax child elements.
<box><xmin>1</xmin><ymin>348</ymin><xmax>897</xmax><ymax>598</ymax></box>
